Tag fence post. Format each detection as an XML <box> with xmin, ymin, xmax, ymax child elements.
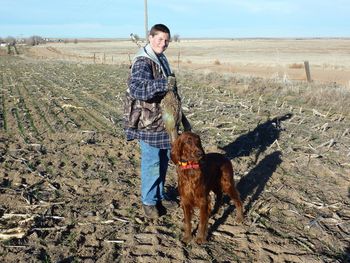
<box><xmin>304</xmin><ymin>61</ymin><xmax>312</xmax><ymax>82</ymax></box>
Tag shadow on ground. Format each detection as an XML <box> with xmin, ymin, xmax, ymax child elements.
<box><xmin>207</xmin><ymin>115</ymin><xmax>292</xmax><ymax>239</ymax></box>
<box><xmin>208</xmin><ymin>151</ymin><xmax>282</xmax><ymax>240</ymax></box>
<box><xmin>220</xmin><ymin>113</ymin><xmax>292</xmax><ymax>162</ymax></box>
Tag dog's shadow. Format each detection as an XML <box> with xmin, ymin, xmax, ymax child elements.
<box><xmin>207</xmin><ymin>113</ymin><xmax>292</xmax><ymax>239</ymax></box>
<box><xmin>220</xmin><ymin>113</ymin><xmax>292</xmax><ymax>162</ymax></box>
<box><xmin>208</xmin><ymin>151</ymin><xmax>282</xmax><ymax>239</ymax></box>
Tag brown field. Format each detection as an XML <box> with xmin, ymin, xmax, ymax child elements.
<box><xmin>0</xmin><ymin>40</ymin><xmax>349</xmax><ymax>262</ymax></box>
<box><xmin>28</xmin><ymin>38</ymin><xmax>350</xmax><ymax>87</ymax></box>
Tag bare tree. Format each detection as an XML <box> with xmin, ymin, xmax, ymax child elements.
<box><xmin>173</xmin><ymin>34</ymin><xmax>180</xmax><ymax>42</ymax></box>
<box><xmin>5</xmin><ymin>36</ymin><xmax>16</xmax><ymax>46</ymax></box>
<box><xmin>4</xmin><ymin>36</ymin><xmax>16</xmax><ymax>54</ymax></box>
<box><xmin>26</xmin><ymin>35</ymin><xmax>45</xmax><ymax>46</ymax></box>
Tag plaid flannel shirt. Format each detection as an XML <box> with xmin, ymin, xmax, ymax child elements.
<box><xmin>124</xmin><ymin>56</ymin><xmax>172</xmax><ymax>149</ymax></box>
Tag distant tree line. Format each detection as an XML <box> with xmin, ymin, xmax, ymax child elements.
<box><xmin>0</xmin><ymin>35</ymin><xmax>46</xmax><ymax>46</ymax></box>
<box><xmin>129</xmin><ymin>32</ymin><xmax>181</xmax><ymax>46</ymax></box>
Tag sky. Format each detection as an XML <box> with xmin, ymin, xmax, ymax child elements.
<box><xmin>1</xmin><ymin>0</ymin><xmax>349</xmax><ymax>39</ymax></box>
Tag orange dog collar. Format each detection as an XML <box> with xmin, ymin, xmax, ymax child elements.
<box><xmin>178</xmin><ymin>161</ymin><xmax>200</xmax><ymax>170</ymax></box>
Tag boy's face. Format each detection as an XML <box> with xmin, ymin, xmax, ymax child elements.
<box><xmin>149</xmin><ymin>31</ymin><xmax>170</xmax><ymax>54</ymax></box>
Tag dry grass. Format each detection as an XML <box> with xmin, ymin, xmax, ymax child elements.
<box><xmin>28</xmin><ymin>38</ymin><xmax>350</xmax><ymax>87</ymax></box>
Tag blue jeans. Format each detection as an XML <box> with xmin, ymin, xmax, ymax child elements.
<box><xmin>140</xmin><ymin>140</ymin><xmax>170</xmax><ymax>206</ymax></box>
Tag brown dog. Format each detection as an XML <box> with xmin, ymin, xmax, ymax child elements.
<box><xmin>171</xmin><ymin>131</ymin><xmax>244</xmax><ymax>244</ymax></box>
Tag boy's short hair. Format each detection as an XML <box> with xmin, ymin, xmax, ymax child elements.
<box><xmin>149</xmin><ymin>24</ymin><xmax>171</xmax><ymax>38</ymax></box>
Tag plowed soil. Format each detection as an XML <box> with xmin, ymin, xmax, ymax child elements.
<box><xmin>0</xmin><ymin>42</ymin><xmax>349</xmax><ymax>262</ymax></box>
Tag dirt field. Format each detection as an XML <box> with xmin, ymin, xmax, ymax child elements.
<box><xmin>0</xmin><ymin>41</ymin><xmax>349</xmax><ymax>262</ymax></box>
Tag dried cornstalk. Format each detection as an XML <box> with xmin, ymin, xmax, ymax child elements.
<box><xmin>341</xmin><ymin>128</ymin><xmax>349</xmax><ymax>137</ymax></box>
<box><xmin>268</xmin><ymin>139</ymin><xmax>281</xmax><ymax>150</ymax></box>
<box><xmin>316</xmin><ymin>139</ymin><xmax>335</xmax><ymax>149</ymax></box>
<box><xmin>104</xmin><ymin>239</ymin><xmax>125</xmax><ymax>244</ymax></box>
<box><xmin>320</xmin><ymin>123</ymin><xmax>329</xmax><ymax>132</ymax></box>
<box><xmin>292</xmin><ymin>237</ymin><xmax>315</xmax><ymax>252</ymax></box>
<box><xmin>2</xmin><ymin>213</ymin><xmax>30</xmax><ymax>219</ymax></box>
<box><xmin>62</xmin><ymin>104</ymin><xmax>84</xmax><ymax>109</ymax></box>
<box><xmin>0</xmin><ymin>227</ymin><xmax>26</xmax><ymax>240</ymax></box>
<box><xmin>312</xmin><ymin>109</ymin><xmax>327</xmax><ymax>117</ymax></box>
<box><xmin>239</xmin><ymin>102</ymin><xmax>249</xmax><ymax>109</ymax></box>
<box><xmin>113</xmin><ymin>216</ymin><xmax>129</xmax><ymax>223</ymax></box>
<box><xmin>32</xmin><ymin>226</ymin><xmax>67</xmax><ymax>231</ymax></box>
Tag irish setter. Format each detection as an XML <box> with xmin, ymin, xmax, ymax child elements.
<box><xmin>171</xmin><ymin>131</ymin><xmax>244</xmax><ymax>244</ymax></box>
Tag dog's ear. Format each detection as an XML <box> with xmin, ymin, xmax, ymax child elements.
<box><xmin>170</xmin><ymin>136</ymin><xmax>182</xmax><ymax>164</ymax></box>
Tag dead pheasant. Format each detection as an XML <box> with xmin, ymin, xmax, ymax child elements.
<box><xmin>161</xmin><ymin>75</ymin><xmax>182</xmax><ymax>143</ymax></box>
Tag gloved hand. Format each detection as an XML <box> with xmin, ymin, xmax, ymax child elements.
<box><xmin>167</xmin><ymin>75</ymin><xmax>177</xmax><ymax>92</ymax></box>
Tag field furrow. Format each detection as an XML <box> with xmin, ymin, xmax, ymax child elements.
<box><xmin>19</xmin><ymin>82</ymin><xmax>55</xmax><ymax>133</ymax></box>
<box><xmin>1</xmin><ymin>72</ymin><xmax>29</xmax><ymax>142</ymax></box>
<box><xmin>0</xmin><ymin>73</ymin><xmax>6</xmax><ymax>131</ymax></box>
<box><xmin>28</xmin><ymin>63</ymin><xmax>124</xmax><ymax>132</ymax></box>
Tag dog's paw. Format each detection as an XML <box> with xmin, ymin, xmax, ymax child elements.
<box><xmin>182</xmin><ymin>235</ymin><xmax>192</xmax><ymax>244</ymax></box>
<box><xmin>235</xmin><ymin>213</ymin><xmax>244</xmax><ymax>224</ymax></box>
<box><xmin>195</xmin><ymin>236</ymin><xmax>207</xmax><ymax>244</ymax></box>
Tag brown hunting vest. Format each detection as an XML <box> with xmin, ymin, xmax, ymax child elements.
<box><xmin>124</xmin><ymin>59</ymin><xmax>166</xmax><ymax>132</ymax></box>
